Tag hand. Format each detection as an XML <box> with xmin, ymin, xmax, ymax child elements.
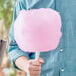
<box><xmin>25</xmin><ymin>58</ymin><xmax>44</xmax><ymax>76</ymax></box>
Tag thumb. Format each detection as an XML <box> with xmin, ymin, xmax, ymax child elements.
<box><xmin>38</xmin><ymin>58</ymin><xmax>44</xmax><ymax>64</ymax></box>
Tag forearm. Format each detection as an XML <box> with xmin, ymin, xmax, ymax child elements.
<box><xmin>15</xmin><ymin>56</ymin><xmax>29</xmax><ymax>72</ymax></box>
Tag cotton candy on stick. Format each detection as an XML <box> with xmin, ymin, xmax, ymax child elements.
<box><xmin>14</xmin><ymin>8</ymin><xmax>62</xmax><ymax>59</ymax></box>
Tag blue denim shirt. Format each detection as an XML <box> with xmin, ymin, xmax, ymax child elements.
<box><xmin>8</xmin><ymin>0</ymin><xmax>76</xmax><ymax>76</ymax></box>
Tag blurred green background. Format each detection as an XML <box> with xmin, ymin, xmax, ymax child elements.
<box><xmin>0</xmin><ymin>0</ymin><xmax>15</xmax><ymax>30</ymax></box>
<box><xmin>0</xmin><ymin>0</ymin><xmax>15</xmax><ymax>38</ymax></box>
<box><xmin>0</xmin><ymin>0</ymin><xmax>25</xmax><ymax>76</ymax></box>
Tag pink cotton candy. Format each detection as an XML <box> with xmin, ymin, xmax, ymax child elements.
<box><xmin>14</xmin><ymin>8</ymin><xmax>62</xmax><ymax>52</ymax></box>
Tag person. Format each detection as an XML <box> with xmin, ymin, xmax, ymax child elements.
<box><xmin>0</xmin><ymin>39</ymin><xmax>6</xmax><ymax>66</ymax></box>
<box><xmin>8</xmin><ymin>0</ymin><xmax>76</xmax><ymax>76</ymax></box>
<box><xmin>0</xmin><ymin>68</ymin><xmax>4</xmax><ymax>76</ymax></box>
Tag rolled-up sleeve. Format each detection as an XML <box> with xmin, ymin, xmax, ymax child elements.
<box><xmin>8</xmin><ymin>0</ymin><xmax>35</xmax><ymax>69</ymax></box>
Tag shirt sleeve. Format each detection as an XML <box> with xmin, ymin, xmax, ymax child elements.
<box><xmin>8</xmin><ymin>0</ymin><xmax>35</xmax><ymax>70</ymax></box>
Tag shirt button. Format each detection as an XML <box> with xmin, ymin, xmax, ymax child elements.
<box><xmin>60</xmin><ymin>49</ymin><xmax>63</xmax><ymax>52</ymax></box>
<box><xmin>61</xmin><ymin>69</ymin><xmax>64</xmax><ymax>72</ymax></box>
<box><xmin>12</xmin><ymin>40</ymin><xmax>15</xmax><ymax>43</ymax></box>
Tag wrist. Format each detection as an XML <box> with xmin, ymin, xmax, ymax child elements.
<box><xmin>15</xmin><ymin>56</ymin><xmax>29</xmax><ymax>72</ymax></box>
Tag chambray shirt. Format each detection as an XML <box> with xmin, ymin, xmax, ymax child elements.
<box><xmin>8</xmin><ymin>0</ymin><xmax>76</xmax><ymax>76</ymax></box>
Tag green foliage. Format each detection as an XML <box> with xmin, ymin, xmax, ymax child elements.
<box><xmin>0</xmin><ymin>0</ymin><xmax>16</xmax><ymax>30</ymax></box>
<box><xmin>9</xmin><ymin>69</ymin><xmax>16</xmax><ymax>76</ymax></box>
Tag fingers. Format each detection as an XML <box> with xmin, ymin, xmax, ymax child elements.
<box><xmin>30</xmin><ymin>60</ymin><xmax>41</xmax><ymax>66</ymax></box>
<box><xmin>27</xmin><ymin>58</ymin><xmax>44</xmax><ymax>76</ymax></box>
<box><xmin>29</xmin><ymin>65</ymin><xmax>41</xmax><ymax>71</ymax></box>
<box><xmin>28</xmin><ymin>65</ymin><xmax>41</xmax><ymax>76</ymax></box>
<box><xmin>29</xmin><ymin>70</ymin><xmax>41</xmax><ymax>75</ymax></box>
<box><xmin>30</xmin><ymin>75</ymin><xmax>39</xmax><ymax>76</ymax></box>
<box><xmin>38</xmin><ymin>58</ymin><xmax>44</xmax><ymax>64</ymax></box>
<box><xmin>29</xmin><ymin>58</ymin><xmax>44</xmax><ymax>66</ymax></box>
